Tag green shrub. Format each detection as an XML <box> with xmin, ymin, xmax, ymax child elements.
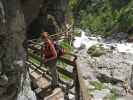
<box><xmin>72</xmin><ymin>0</ymin><xmax>133</xmax><ymax>36</ymax></box>
<box><xmin>90</xmin><ymin>81</ymin><xmax>106</xmax><ymax>90</ymax></box>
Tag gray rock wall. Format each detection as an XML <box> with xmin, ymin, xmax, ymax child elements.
<box><xmin>0</xmin><ymin>0</ymin><xmax>36</xmax><ymax>100</ymax></box>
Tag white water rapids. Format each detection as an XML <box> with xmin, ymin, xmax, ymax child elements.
<box><xmin>73</xmin><ymin>30</ymin><xmax>133</xmax><ymax>54</ymax></box>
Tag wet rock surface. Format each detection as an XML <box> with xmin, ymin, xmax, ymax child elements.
<box><xmin>75</xmin><ymin>31</ymin><xmax>133</xmax><ymax>100</ymax></box>
<box><xmin>77</xmin><ymin>49</ymin><xmax>133</xmax><ymax>100</ymax></box>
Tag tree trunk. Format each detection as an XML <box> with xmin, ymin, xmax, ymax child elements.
<box><xmin>0</xmin><ymin>0</ymin><xmax>36</xmax><ymax>100</ymax></box>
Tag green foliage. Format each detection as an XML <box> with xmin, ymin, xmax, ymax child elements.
<box><xmin>57</xmin><ymin>40</ymin><xmax>73</xmax><ymax>68</ymax></box>
<box><xmin>104</xmin><ymin>93</ymin><xmax>117</xmax><ymax>100</ymax></box>
<box><xmin>59</xmin><ymin>73</ymin><xmax>71</xmax><ymax>81</ymax></box>
<box><xmin>30</xmin><ymin>57</ymin><xmax>40</xmax><ymax>65</ymax></box>
<box><xmin>106</xmin><ymin>88</ymin><xmax>117</xmax><ymax>100</ymax></box>
<box><xmin>60</xmin><ymin>40</ymin><xmax>73</xmax><ymax>52</ymax></box>
<box><xmin>87</xmin><ymin>44</ymin><xmax>107</xmax><ymax>57</ymax></box>
<box><xmin>90</xmin><ymin>81</ymin><xmax>106</xmax><ymax>90</ymax></box>
<box><xmin>72</xmin><ymin>0</ymin><xmax>133</xmax><ymax>36</ymax></box>
<box><xmin>69</xmin><ymin>0</ymin><xmax>78</xmax><ymax>10</ymax></box>
<box><xmin>109</xmin><ymin>93</ymin><xmax>117</xmax><ymax>100</ymax></box>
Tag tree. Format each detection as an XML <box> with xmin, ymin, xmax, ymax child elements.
<box><xmin>72</xmin><ymin>0</ymin><xmax>133</xmax><ymax>36</ymax></box>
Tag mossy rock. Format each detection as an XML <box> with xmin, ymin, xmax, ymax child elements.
<box><xmin>90</xmin><ymin>81</ymin><xmax>106</xmax><ymax>90</ymax></box>
<box><xmin>103</xmin><ymin>88</ymin><xmax>117</xmax><ymax>100</ymax></box>
<box><xmin>87</xmin><ymin>44</ymin><xmax>107</xmax><ymax>57</ymax></box>
<box><xmin>103</xmin><ymin>93</ymin><xmax>116</xmax><ymax>100</ymax></box>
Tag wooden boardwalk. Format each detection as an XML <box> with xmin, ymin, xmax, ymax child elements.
<box><xmin>28</xmin><ymin>63</ymin><xmax>65</xmax><ymax>100</ymax></box>
<box><xmin>27</xmin><ymin>40</ymin><xmax>91</xmax><ymax>100</ymax></box>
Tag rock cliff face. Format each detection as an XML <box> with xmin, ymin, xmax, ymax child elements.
<box><xmin>0</xmin><ymin>0</ymin><xmax>68</xmax><ymax>100</ymax></box>
<box><xmin>22</xmin><ymin>0</ymin><xmax>68</xmax><ymax>39</ymax></box>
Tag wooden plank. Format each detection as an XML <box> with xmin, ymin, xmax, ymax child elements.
<box><xmin>57</xmin><ymin>66</ymin><xmax>73</xmax><ymax>78</ymax></box>
<box><xmin>30</xmin><ymin>68</ymin><xmax>50</xmax><ymax>89</ymax></box>
<box><xmin>44</xmin><ymin>88</ymin><xmax>64</xmax><ymax>100</ymax></box>
<box><xmin>28</xmin><ymin>45</ymin><xmax>41</xmax><ymax>52</ymax></box>
<box><xmin>76</xmin><ymin>62</ymin><xmax>91</xmax><ymax>100</ymax></box>
<box><xmin>28</xmin><ymin>52</ymin><xmax>74</xmax><ymax>78</ymax></box>
<box><xmin>59</xmin><ymin>57</ymin><xmax>76</xmax><ymax>66</ymax></box>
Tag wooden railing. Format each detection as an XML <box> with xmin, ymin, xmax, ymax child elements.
<box><xmin>27</xmin><ymin>41</ymin><xmax>80</xmax><ymax>99</ymax></box>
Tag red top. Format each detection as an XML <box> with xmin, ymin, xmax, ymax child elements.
<box><xmin>44</xmin><ymin>42</ymin><xmax>55</xmax><ymax>58</ymax></box>
<box><xmin>42</xmin><ymin>32</ymin><xmax>57</xmax><ymax>63</ymax></box>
